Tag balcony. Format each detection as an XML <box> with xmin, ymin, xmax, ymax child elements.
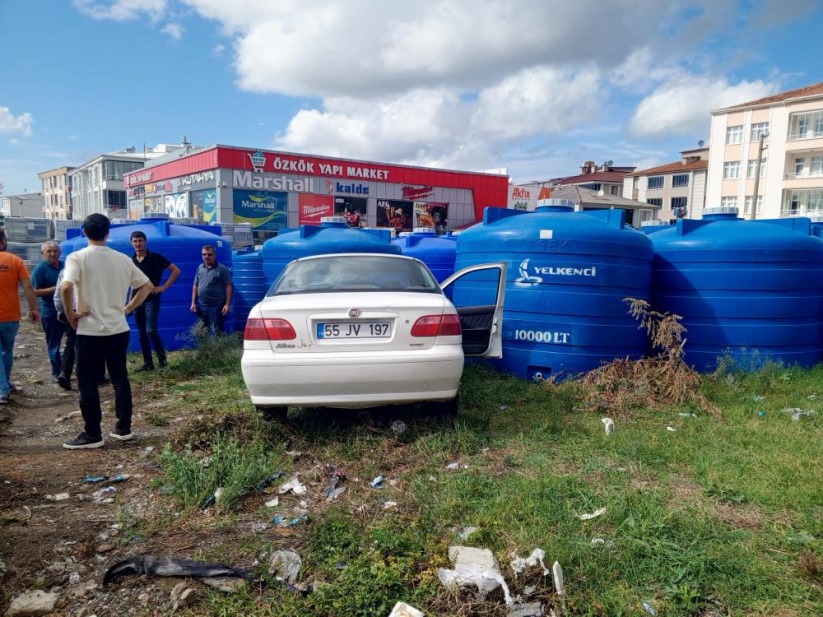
<box><xmin>785</xmin><ymin>134</ymin><xmax>823</xmax><ymax>152</ymax></box>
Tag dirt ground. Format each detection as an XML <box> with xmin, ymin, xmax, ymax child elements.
<box><xmin>0</xmin><ymin>317</ymin><xmax>191</xmax><ymax>616</ymax></box>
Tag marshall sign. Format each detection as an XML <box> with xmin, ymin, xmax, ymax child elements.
<box><xmin>233</xmin><ymin>170</ymin><xmax>315</xmax><ymax>192</ymax></box>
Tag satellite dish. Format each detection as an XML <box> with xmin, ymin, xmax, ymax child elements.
<box><xmin>597</xmin><ymin>189</ymin><xmax>605</xmax><ymax>197</ymax></box>
<box><xmin>606</xmin><ymin>160</ymin><xmax>613</xmax><ymax>167</ymax></box>
<box><xmin>698</xmin><ymin>139</ymin><xmax>705</xmax><ymax>147</ymax></box>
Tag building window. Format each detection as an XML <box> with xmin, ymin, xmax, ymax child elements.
<box><xmin>671</xmin><ymin>196</ymin><xmax>688</xmax><ymax>218</ymax></box>
<box><xmin>744</xmin><ymin>196</ymin><xmax>763</xmax><ymax>215</ymax></box>
<box><xmin>647</xmin><ymin>176</ymin><xmax>664</xmax><ymax>189</ymax></box>
<box><xmin>672</xmin><ymin>174</ymin><xmax>689</xmax><ymax>188</ymax></box>
<box><xmin>750</xmin><ymin>122</ymin><xmax>769</xmax><ymax>141</ymax></box>
<box><xmin>723</xmin><ymin>161</ymin><xmax>740</xmax><ymax>179</ymax></box>
<box><xmin>646</xmin><ymin>198</ymin><xmax>663</xmax><ymax>207</ymax></box>
<box><xmin>788</xmin><ymin>110</ymin><xmax>823</xmax><ymax>140</ymax></box>
<box><xmin>783</xmin><ymin>188</ymin><xmax>823</xmax><ymax>215</ymax></box>
<box><xmin>795</xmin><ymin>158</ymin><xmax>805</xmax><ymax>177</ymax></box>
<box><xmin>747</xmin><ymin>158</ymin><xmax>767</xmax><ymax>178</ymax></box>
<box><xmin>580</xmin><ymin>183</ymin><xmax>602</xmax><ymax>192</ymax></box>
<box><xmin>721</xmin><ymin>196</ymin><xmax>738</xmax><ymax>209</ymax></box>
<box><xmin>726</xmin><ymin>125</ymin><xmax>743</xmax><ymax>144</ymax></box>
<box><xmin>811</xmin><ymin>156</ymin><xmax>823</xmax><ymax>176</ymax></box>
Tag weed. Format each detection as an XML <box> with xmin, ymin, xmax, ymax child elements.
<box><xmin>158</xmin><ymin>433</ymin><xmax>286</xmax><ymax>513</ymax></box>
<box><xmin>169</xmin><ymin>327</ymin><xmax>243</xmax><ymax>378</ymax></box>
<box><xmin>144</xmin><ymin>412</ymin><xmax>170</xmax><ymax>426</ymax></box>
<box><xmin>573</xmin><ymin>298</ymin><xmax>720</xmax><ymax>417</ymax></box>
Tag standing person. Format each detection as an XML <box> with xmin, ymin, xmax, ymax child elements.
<box><xmin>53</xmin><ymin>268</ymin><xmax>75</xmax><ymax>390</ymax></box>
<box><xmin>130</xmin><ymin>230</ymin><xmax>181</xmax><ymax>371</ymax></box>
<box><xmin>0</xmin><ymin>229</ymin><xmax>40</xmax><ymax>404</ymax></box>
<box><xmin>61</xmin><ymin>214</ymin><xmax>153</xmax><ymax>450</ymax></box>
<box><xmin>190</xmin><ymin>244</ymin><xmax>232</xmax><ymax>336</ymax></box>
<box><xmin>31</xmin><ymin>241</ymin><xmax>65</xmax><ymax>383</ymax></box>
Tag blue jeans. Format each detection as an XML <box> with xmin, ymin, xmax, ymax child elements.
<box><xmin>197</xmin><ymin>304</ymin><xmax>226</xmax><ymax>337</ymax></box>
<box><xmin>134</xmin><ymin>296</ymin><xmax>166</xmax><ymax>367</ymax></box>
<box><xmin>41</xmin><ymin>314</ymin><xmax>65</xmax><ymax>377</ymax></box>
<box><xmin>76</xmin><ymin>331</ymin><xmax>132</xmax><ymax>440</ymax></box>
<box><xmin>0</xmin><ymin>321</ymin><xmax>20</xmax><ymax>398</ymax></box>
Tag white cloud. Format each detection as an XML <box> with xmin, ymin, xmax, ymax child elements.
<box><xmin>70</xmin><ymin>0</ymin><xmax>816</xmax><ymax>180</ymax></box>
<box><xmin>0</xmin><ymin>107</ymin><xmax>33</xmax><ymax>137</ymax></box>
<box><xmin>629</xmin><ymin>76</ymin><xmax>780</xmax><ymax>138</ymax></box>
<box><xmin>73</xmin><ymin>0</ymin><xmax>167</xmax><ymax>21</ymax></box>
<box><xmin>161</xmin><ymin>22</ymin><xmax>183</xmax><ymax>40</ymax></box>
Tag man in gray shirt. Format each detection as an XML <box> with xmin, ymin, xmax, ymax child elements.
<box><xmin>190</xmin><ymin>244</ymin><xmax>232</xmax><ymax>336</ymax></box>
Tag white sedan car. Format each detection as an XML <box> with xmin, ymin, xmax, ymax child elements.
<box><xmin>241</xmin><ymin>253</ymin><xmax>506</xmax><ymax>418</ymax></box>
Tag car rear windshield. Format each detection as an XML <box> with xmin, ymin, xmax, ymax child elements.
<box><xmin>269</xmin><ymin>255</ymin><xmax>441</xmax><ymax>295</ymax></box>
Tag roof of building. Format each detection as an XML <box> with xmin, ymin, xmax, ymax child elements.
<box><xmin>626</xmin><ymin>159</ymin><xmax>708</xmax><ymax>177</ymax></box>
<box><xmin>714</xmin><ymin>81</ymin><xmax>823</xmax><ymax>113</ymax></box>
<box><xmin>553</xmin><ymin>170</ymin><xmax>630</xmax><ymax>185</ymax></box>
<box><xmin>549</xmin><ymin>185</ymin><xmax>660</xmax><ymax>210</ymax></box>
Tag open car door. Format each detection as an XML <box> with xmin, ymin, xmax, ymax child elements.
<box><xmin>440</xmin><ymin>261</ymin><xmax>507</xmax><ymax>358</ymax></box>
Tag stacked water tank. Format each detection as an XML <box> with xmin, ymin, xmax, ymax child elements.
<box><xmin>453</xmin><ymin>200</ymin><xmax>654</xmax><ymax>380</ymax></box>
<box><xmin>232</xmin><ymin>247</ymin><xmax>267</xmax><ymax>331</ymax></box>
<box><xmin>61</xmin><ymin>218</ymin><xmax>233</xmax><ymax>351</ymax></box>
<box><xmin>391</xmin><ymin>228</ymin><xmax>458</xmax><ymax>282</ymax></box>
<box><xmin>261</xmin><ymin>217</ymin><xmax>400</xmax><ymax>286</ymax></box>
<box><xmin>650</xmin><ymin>207</ymin><xmax>823</xmax><ymax>371</ymax></box>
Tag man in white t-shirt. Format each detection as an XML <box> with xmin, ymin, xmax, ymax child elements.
<box><xmin>61</xmin><ymin>214</ymin><xmax>154</xmax><ymax>449</ymax></box>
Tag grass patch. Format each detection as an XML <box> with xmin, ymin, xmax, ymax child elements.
<box><xmin>146</xmin><ymin>327</ymin><xmax>821</xmax><ymax>615</ymax></box>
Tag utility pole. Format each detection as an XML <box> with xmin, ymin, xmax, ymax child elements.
<box><xmin>750</xmin><ymin>131</ymin><xmax>768</xmax><ymax>220</ymax></box>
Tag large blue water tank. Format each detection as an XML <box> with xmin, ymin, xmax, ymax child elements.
<box><xmin>232</xmin><ymin>247</ymin><xmax>267</xmax><ymax>332</ymax></box>
<box><xmin>391</xmin><ymin>229</ymin><xmax>458</xmax><ymax>282</ymax></box>
<box><xmin>454</xmin><ymin>202</ymin><xmax>654</xmax><ymax>380</ymax></box>
<box><xmin>60</xmin><ymin>218</ymin><xmax>233</xmax><ymax>351</ymax></box>
<box><xmin>261</xmin><ymin>217</ymin><xmax>401</xmax><ymax>286</ymax></box>
<box><xmin>651</xmin><ymin>209</ymin><xmax>823</xmax><ymax>371</ymax></box>
<box><xmin>640</xmin><ymin>220</ymin><xmax>674</xmax><ymax>234</ymax></box>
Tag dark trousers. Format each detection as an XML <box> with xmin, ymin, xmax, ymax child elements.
<box><xmin>57</xmin><ymin>314</ymin><xmax>76</xmax><ymax>380</ymax></box>
<box><xmin>197</xmin><ymin>304</ymin><xmax>226</xmax><ymax>336</ymax></box>
<box><xmin>76</xmin><ymin>331</ymin><xmax>132</xmax><ymax>440</ymax></box>
<box><xmin>134</xmin><ymin>296</ymin><xmax>166</xmax><ymax>367</ymax></box>
<box><xmin>41</xmin><ymin>314</ymin><xmax>65</xmax><ymax>377</ymax></box>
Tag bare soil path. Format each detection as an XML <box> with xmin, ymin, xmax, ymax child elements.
<box><xmin>0</xmin><ymin>317</ymin><xmax>182</xmax><ymax>616</ymax></box>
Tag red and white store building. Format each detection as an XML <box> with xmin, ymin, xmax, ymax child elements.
<box><xmin>123</xmin><ymin>145</ymin><xmax>510</xmax><ymax>236</ymax></box>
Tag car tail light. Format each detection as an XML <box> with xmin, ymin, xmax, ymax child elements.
<box><xmin>411</xmin><ymin>314</ymin><xmax>461</xmax><ymax>337</ymax></box>
<box><xmin>244</xmin><ymin>318</ymin><xmax>297</xmax><ymax>340</ymax></box>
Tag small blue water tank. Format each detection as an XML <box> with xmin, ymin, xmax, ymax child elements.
<box><xmin>232</xmin><ymin>247</ymin><xmax>267</xmax><ymax>332</ymax></box>
<box><xmin>454</xmin><ymin>201</ymin><xmax>654</xmax><ymax>380</ymax></box>
<box><xmin>391</xmin><ymin>228</ymin><xmax>458</xmax><ymax>282</ymax></box>
<box><xmin>651</xmin><ymin>208</ymin><xmax>823</xmax><ymax>371</ymax></box>
<box><xmin>261</xmin><ymin>217</ymin><xmax>401</xmax><ymax>286</ymax></box>
<box><xmin>61</xmin><ymin>218</ymin><xmax>233</xmax><ymax>351</ymax></box>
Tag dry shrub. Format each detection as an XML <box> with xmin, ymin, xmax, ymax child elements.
<box><xmin>578</xmin><ymin>298</ymin><xmax>720</xmax><ymax>417</ymax></box>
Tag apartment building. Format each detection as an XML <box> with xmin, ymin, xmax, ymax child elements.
<box><xmin>706</xmin><ymin>81</ymin><xmax>823</xmax><ymax>219</ymax></box>
<box><xmin>37</xmin><ymin>166</ymin><xmax>75</xmax><ymax>220</ymax></box>
<box><xmin>623</xmin><ymin>148</ymin><xmax>708</xmax><ymax>222</ymax></box>
<box><xmin>0</xmin><ymin>192</ymin><xmax>46</xmax><ymax>218</ymax></box>
<box><xmin>69</xmin><ymin>145</ymin><xmax>183</xmax><ymax>220</ymax></box>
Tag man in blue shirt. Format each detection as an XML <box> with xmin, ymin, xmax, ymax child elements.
<box><xmin>31</xmin><ymin>241</ymin><xmax>64</xmax><ymax>383</ymax></box>
<box><xmin>190</xmin><ymin>244</ymin><xmax>232</xmax><ymax>336</ymax></box>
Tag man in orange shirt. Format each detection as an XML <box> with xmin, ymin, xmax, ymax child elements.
<box><xmin>0</xmin><ymin>228</ymin><xmax>40</xmax><ymax>405</ymax></box>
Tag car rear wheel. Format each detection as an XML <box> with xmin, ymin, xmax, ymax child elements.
<box><xmin>256</xmin><ymin>405</ymin><xmax>288</xmax><ymax>422</ymax></box>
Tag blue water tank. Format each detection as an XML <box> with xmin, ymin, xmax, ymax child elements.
<box><xmin>391</xmin><ymin>228</ymin><xmax>458</xmax><ymax>282</ymax></box>
<box><xmin>60</xmin><ymin>218</ymin><xmax>233</xmax><ymax>351</ymax></box>
<box><xmin>232</xmin><ymin>247</ymin><xmax>267</xmax><ymax>332</ymax></box>
<box><xmin>651</xmin><ymin>208</ymin><xmax>823</xmax><ymax>371</ymax></box>
<box><xmin>640</xmin><ymin>220</ymin><xmax>674</xmax><ymax>234</ymax></box>
<box><xmin>261</xmin><ymin>217</ymin><xmax>401</xmax><ymax>286</ymax></box>
<box><xmin>454</xmin><ymin>202</ymin><xmax>654</xmax><ymax>380</ymax></box>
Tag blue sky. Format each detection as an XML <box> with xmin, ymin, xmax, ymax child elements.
<box><xmin>1</xmin><ymin>0</ymin><xmax>822</xmax><ymax>196</ymax></box>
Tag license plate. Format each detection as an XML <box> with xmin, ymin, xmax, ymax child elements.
<box><xmin>316</xmin><ymin>321</ymin><xmax>391</xmax><ymax>339</ymax></box>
